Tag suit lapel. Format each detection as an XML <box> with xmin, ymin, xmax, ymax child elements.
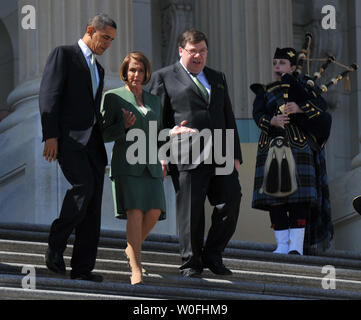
<box><xmin>119</xmin><ymin>88</ymin><xmax>150</xmax><ymax>119</ymax></box>
<box><xmin>95</xmin><ymin>61</ymin><xmax>104</xmax><ymax>99</ymax></box>
<box><xmin>74</xmin><ymin>44</ymin><xmax>94</xmax><ymax>98</ymax></box>
<box><xmin>173</xmin><ymin>62</ymin><xmax>206</xmax><ymax>102</ymax></box>
<box><xmin>202</xmin><ymin>67</ymin><xmax>215</xmax><ymax>106</ymax></box>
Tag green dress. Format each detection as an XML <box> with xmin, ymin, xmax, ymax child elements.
<box><xmin>101</xmin><ymin>87</ymin><xmax>166</xmax><ymax>220</ymax></box>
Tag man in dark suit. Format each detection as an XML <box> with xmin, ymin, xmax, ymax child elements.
<box><xmin>148</xmin><ymin>29</ymin><xmax>242</xmax><ymax>277</ymax></box>
<box><xmin>39</xmin><ymin>14</ymin><xmax>116</xmax><ymax>282</ymax></box>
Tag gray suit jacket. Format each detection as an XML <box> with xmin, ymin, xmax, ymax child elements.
<box><xmin>147</xmin><ymin>61</ymin><xmax>242</xmax><ymax>173</ymax></box>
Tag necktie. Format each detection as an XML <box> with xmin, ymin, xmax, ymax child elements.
<box><xmin>89</xmin><ymin>54</ymin><xmax>98</xmax><ymax>99</ymax></box>
<box><xmin>89</xmin><ymin>54</ymin><xmax>98</xmax><ymax>125</ymax></box>
<box><xmin>192</xmin><ymin>74</ymin><xmax>209</xmax><ymax>103</ymax></box>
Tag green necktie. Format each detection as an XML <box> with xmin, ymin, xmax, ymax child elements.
<box><xmin>192</xmin><ymin>74</ymin><xmax>209</xmax><ymax>103</ymax></box>
<box><xmin>89</xmin><ymin>53</ymin><xmax>98</xmax><ymax>99</ymax></box>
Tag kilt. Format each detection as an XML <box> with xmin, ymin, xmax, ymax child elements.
<box><xmin>252</xmin><ymin>140</ymin><xmax>317</xmax><ymax>210</ymax></box>
<box><xmin>252</xmin><ymin>137</ymin><xmax>333</xmax><ymax>251</ymax></box>
<box><xmin>305</xmin><ymin>148</ymin><xmax>333</xmax><ymax>252</ymax></box>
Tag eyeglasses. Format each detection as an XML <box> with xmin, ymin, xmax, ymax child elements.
<box><xmin>183</xmin><ymin>47</ymin><xmax>208</xmax><ymax>57</ymax></box>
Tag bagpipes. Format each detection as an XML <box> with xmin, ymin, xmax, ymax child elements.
<box><xmin>252</xmin><ymin>33</ymin><xmax>359</xmax><ymax>198</ymax></box>
<box><xmin>275</xmin><ymin>32</ymin><xmax>358</xmax><ymax>146</ymax></box>
<box><xmin>294</xmin><ymin>32</ymin><xmax>359</xmax><ymax>95</ymax></box>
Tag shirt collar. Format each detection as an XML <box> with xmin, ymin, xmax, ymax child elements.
<box><xmin>78</xmin><ymin>39</ymin><xmax>93</xmax><ymax>59</ymax></box>
<box><xmin>179</xmin><ymin>59</ymin><xmax>205</xmax><ymax>78</ymax></box>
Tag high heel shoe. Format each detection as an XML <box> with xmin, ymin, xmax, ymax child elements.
<box><xmin>130</xmin><ymin>276</ymin><xmax>144</xmax><ymax>286</ymax></box>
<box><xmin>124</xmin><ymin>251</ymin><xmax>148</xmax><ymax>275</ymax></box>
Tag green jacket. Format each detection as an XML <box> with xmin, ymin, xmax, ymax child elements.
<box><xmin>101</xmin><ymin>87</ymin><xmax>163</xmax><ymax>179</ymax></box>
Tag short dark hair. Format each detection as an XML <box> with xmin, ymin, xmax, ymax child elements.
<box><xmin>120</xmin><ymin>51</ymin><xmax>152</xmax><ymax>85</ymax></box>
<box><xmin>178</xmin><ymin>29</ymin><xmax>208</xmax><ymax>49</ymax></box>
<box><xmin>87</xmin><ymin>14</ymin><xmax>117</xmax><ymax>31</ymax></box>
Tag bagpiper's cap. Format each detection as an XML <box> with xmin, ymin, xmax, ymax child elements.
<box><xmin>274</xmin><ymin>47</ymin><xmax>297</xmax><ymax>66</ymax></box>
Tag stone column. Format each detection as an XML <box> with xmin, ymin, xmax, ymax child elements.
<box><xmin>0</xmin><ymin>0</ymin><xmax>133</xmax><ymax>226</ymax></box>
<box><xmin>145</xmin><ymin>0</ymin><xmax>195</xmax><ymax>235</ymax></box>
<box><xmin>194</xmin><ymin>0</ymin><xmax>293</xmax><ymax>119</ymax></box>
<box><xmin>350</xmin><ymin>0</ymin><xmax>361</xmax><ymax>170</ymax></box>
<box><xmin>3</xmin><ymin>0</ymin><xmax>132</xmax><ymax>130</ymax></box>
<box><xmin>160</xmin><ymin>0</ymin><xmax>194</xmax><ymax>66</ymax></box>
<box><xmin>327</xmin><ymin>0</ymin><xmax>361</xmax><ymax>251</ymax></box>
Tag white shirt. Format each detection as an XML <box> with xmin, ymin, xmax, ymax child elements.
<box><xmin>78</xmin><ymin>39</ymin><xmax>99</xmax><ymax>125</ymax></box>
<box><xmin>138</xmin><ymin>105</ymin><xmax>148</xmax><ymax>115</ymax></box>
<box><xmin>78</xmin><ymin>39</ymin><xmax>100</xmax><ymax>88</ymax></box>
<box><xmin>179</xmin><ymin>59</ymin><xmax>211</xmax><ymax>97</ymax></box>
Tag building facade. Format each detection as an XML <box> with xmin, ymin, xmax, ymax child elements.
<box><xmin>0</xmin><ymin>0</ymin><xmax>361</xmax><ymax>251</ymax></box>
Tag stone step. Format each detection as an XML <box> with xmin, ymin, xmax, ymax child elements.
<box><xmin>0</xmin><ymin>273</ymin><xmax>301</xmax><ymax>300</ymax></box>
<box><xmin>1</xmin><ymin>250</ymin><xmax>360</xmax><ymax>299</ymax></box>
<box><xmin>2</xmin><ymin>261</ymin><xmax>359</xmax><ymax>300</ymax></box>
<box><xmin>3</xmin><ymin>222</ymin><xmax>361</xmax><ymax>261</ymax></box>
<box><xmin>0</xmin><ymin>245</ymin><xmax>360</xmax><ymax>286</ymax></box>
<box><xmin>1</xmin><ymin>238</ymin><xmax>361</xmax><ymax>282</ymax></box>
<box><xmin>0</xmin><ymin>286</ymin><xmax>150</xmax><ymax>300</ymax></box>
<box><xmin>1</xmin><ymin>223</ymin><xmax>360</xmax><ymax>300</ymax></box>
<box><xmin>2</xmin><ymin>229</ymin><xmax>361</xmax><ymax>274</ymax></box>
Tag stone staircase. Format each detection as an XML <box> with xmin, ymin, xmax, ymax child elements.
<box><xmin>0</xmin><ymin>223</ymin><xmax>361</xmax><ymax>300</ymax></box>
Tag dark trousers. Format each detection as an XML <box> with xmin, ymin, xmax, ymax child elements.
<box><xmin>48</xmin><ymin>128</ymin><xmax>105</xmax><ymax>274</ymax></box>
<box><xmin>175</xmin><ymin>165</ymin><xmax>242</xmax><ymax>270</ymax></box>
<box><xmin>269</xmin><ymin>203</ymin><xmax>310</xmax><ymax>230</ymax></box>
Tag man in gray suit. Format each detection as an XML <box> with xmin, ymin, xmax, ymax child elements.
<box><xmin>148</xmin><ymin>29</ymin><xmax>242</xmax><ymax>277</ymax></box>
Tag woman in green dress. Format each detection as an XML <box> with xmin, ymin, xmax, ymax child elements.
<box><xmin>101</xmin><ymin>52</ymin><xmax>166</xmax><ymax>285</ymax></box>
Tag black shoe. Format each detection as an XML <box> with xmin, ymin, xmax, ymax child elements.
<box><xmin>202</xmin><ymin>256</ymin><xmax>232</xmax><ymax>276</ymax></box>
<box><xmin>70</xmin><ymin>271</ymin><xmax>103</xmax><ymax>282</ymax></box>
<box><xmin>45</xmin><ymin>247</ymin><xmax>66</xmax><ymax>275</ymax></box>
<box><xmin>288</xmin><ymin>250</ymin><xmax>301</xmax><ymax>255</ymax></box>
<box><xmin>180</xmin><ymin>267</ymin><xmax>203</xmax><ymax>278</ymax></box>
<box><xmin>353</xmin><ymin>195</ymin><xmax>361</xmax><ymax>215</ymax></box>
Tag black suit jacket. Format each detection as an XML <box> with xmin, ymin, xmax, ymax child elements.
<box><xmin>147</xmin><ymin>61</ymin><xmax>242</xmax><ymax>173</ymax></box>
<box><xmin>39</xmin><ymin>43</ymin><xmax>107</xmax><ymax>165</ymax></box>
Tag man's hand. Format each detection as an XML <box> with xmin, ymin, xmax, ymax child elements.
<box><xmin>160</xmin><ymin>160</ymin><xmax>169</xmax><ymax>178</ymax></box>
<box><xmin>43</xmin><ymin>138</ymin><xmax>58</xmax><ymax>162</ymax></box>
<box><xmin>270</xmin><ymin>114</ymin><xmax>290</xmax><ymax>129</ymax></box>
<box><xmin>170</xmin><ymin>120</ymin><xmax>197</xmax><ymax>137</ymax></box>
<box><xmin>284</xmin><ymin>102</ymin><xmax>303</xmax><ymax>114</ymax></box>
<box><xmin>122</xmin><ymin>108</ymin><xmax>136</xmax><ymax>130</ymax></box>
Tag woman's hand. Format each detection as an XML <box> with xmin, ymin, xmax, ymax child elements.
<box><xmin>160</xmin><ymin>160</ymin><xmax>169</xmax><ymax>178</ymax></box>
<box><xmin>284</xmin><ymin>102</ymin><xmax>303</xmax><ymax>114</ymax></box>
<box><xmin>122</xmin><ymin>108</ymin><xmax>136</xmax><ymax>130</ymax></box>
<box><xmin>271</xmin><ymin>114</ymin><xmax>290</xmax><ymax>129</ymax></box>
